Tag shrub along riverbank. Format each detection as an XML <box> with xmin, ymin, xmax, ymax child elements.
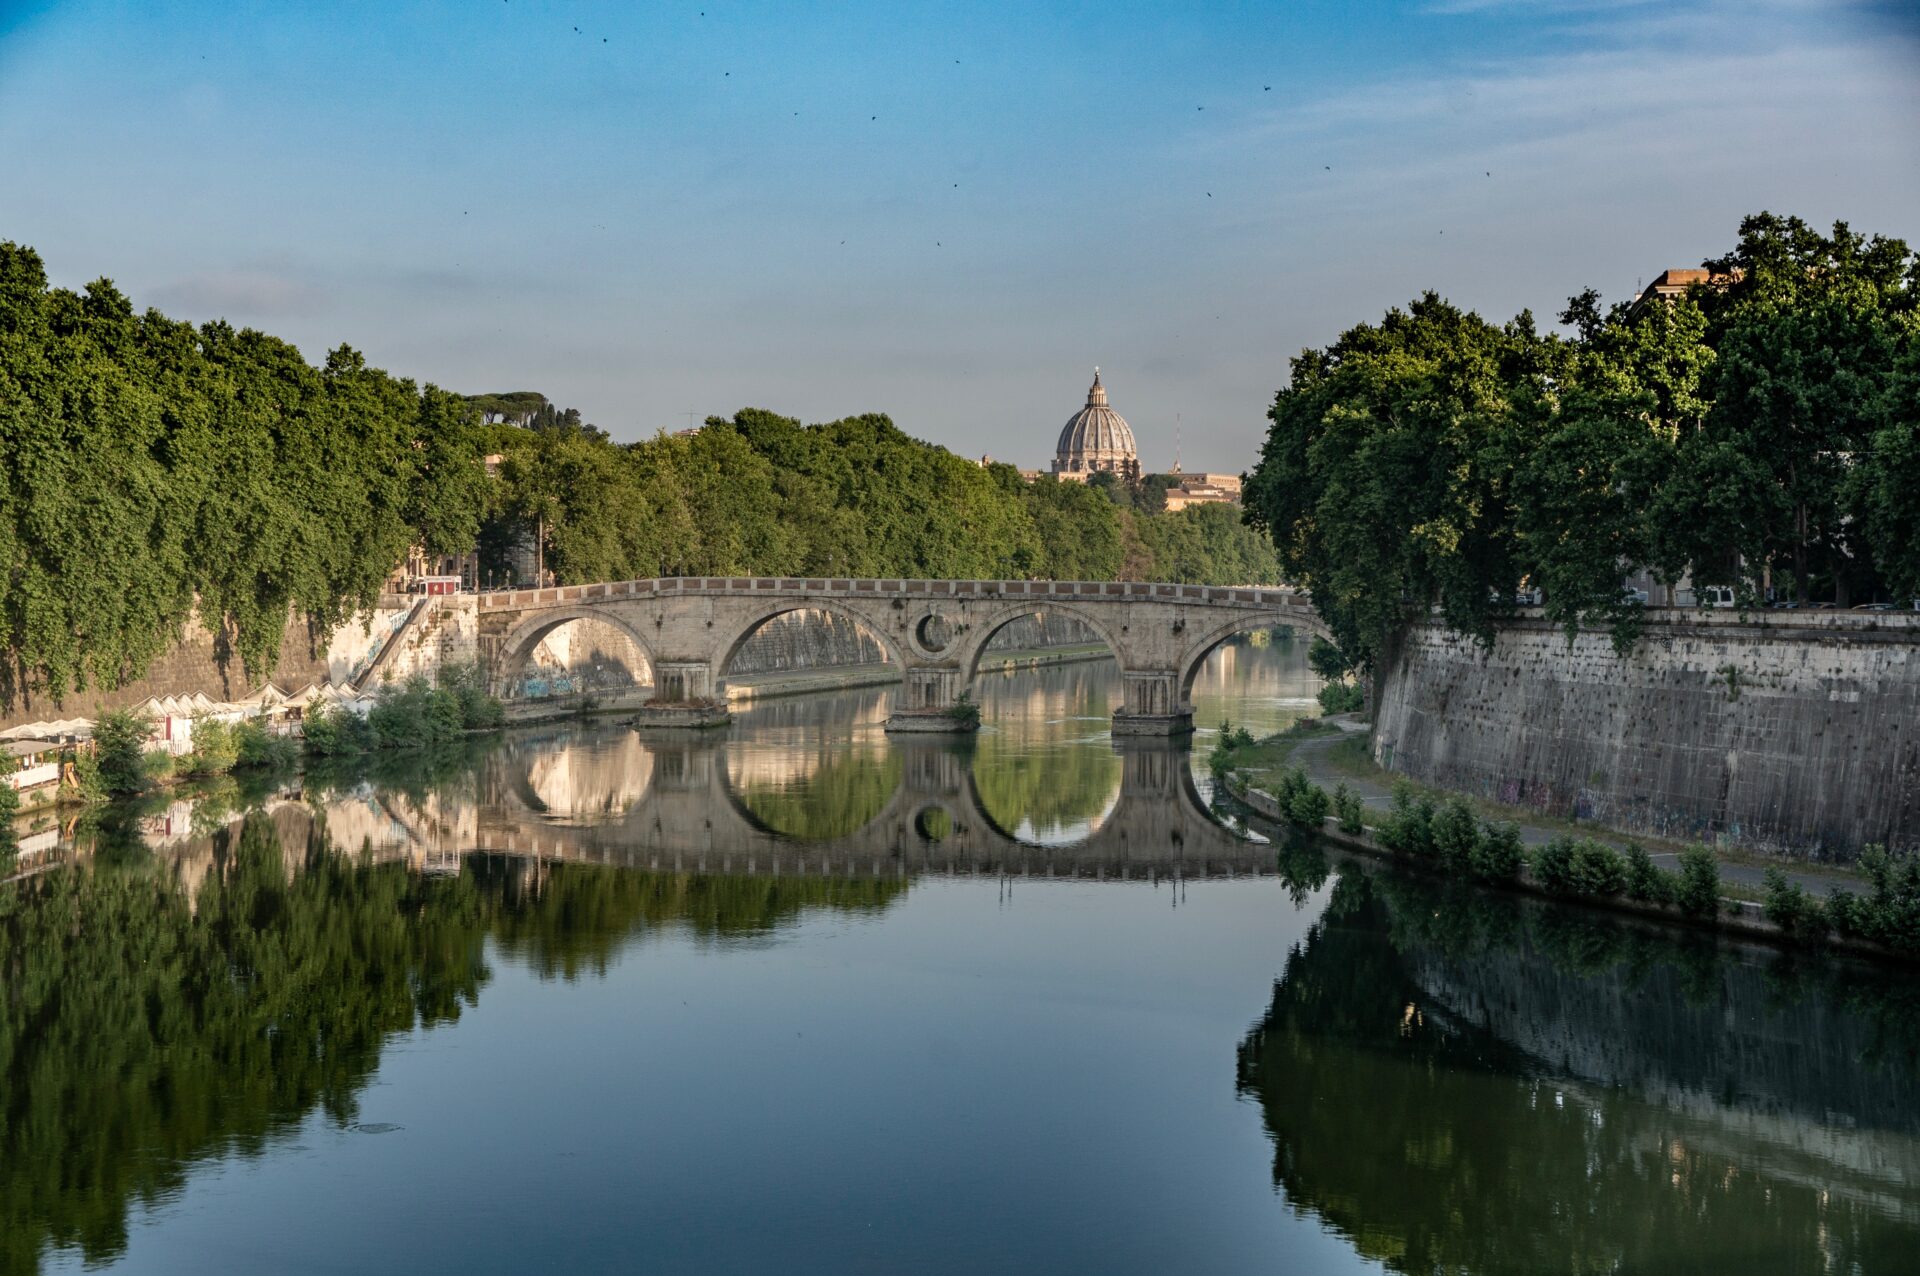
<box><xmin>74</xmin><ymin>673</ymin><xmax>506</xmax><ymax>802</ymax></box>
<box><xmin>1214</xmin><ymin>729</ymin><xmax>1920</xmax><ymax>961</ymax></box>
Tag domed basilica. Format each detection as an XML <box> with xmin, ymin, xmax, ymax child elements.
<box><xmin>1051</xmin><ymin>368</ymin><xmax>1139</xmax><ymax>482</ymax></box>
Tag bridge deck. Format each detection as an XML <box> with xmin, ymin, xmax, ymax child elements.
<box><xmin>478</xmin><ymin>576</ymin><xmax>1310</xmax><ymax>611</ymax></box>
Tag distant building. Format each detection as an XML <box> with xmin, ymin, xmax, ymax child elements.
<box><xmin>1152</xmin><ymin>466</ymin><xmax>1241</xmax><ymax>512</ymax></box>
<box><xmin>1052</xmin><ymin>370</ymin><xmax>1139</xmax><ymax>483</ymax></box>
<box><xmin>1627</xmin><ymin>267</ymin><xmax>1741</xmax><ymax>320</ymax></box>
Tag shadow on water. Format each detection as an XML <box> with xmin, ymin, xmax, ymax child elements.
<box><xmin>1240</xmin><ymin>850</ymin><xmax>1920</xmax><ymax>1275</ymax></box>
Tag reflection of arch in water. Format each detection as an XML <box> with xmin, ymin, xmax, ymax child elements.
<box><xmin>965</xmin><ymin>733</ymin><xmax>1124</xmax><ymax>847</ymax></box>
<box><xmin>719</xmin><ymin>745</ymin><xmax>905</xmax><ymax>843</ymax></box>
<box><xmin>508</xmin><ymin>730</ymin><xmax>656</xmax><ymax>822</ymax></box>
<box><xmin>477</xmin><ymin>722</ymin><xmax>1267</xmax><ymax>877</ymax></box>
<box><xmin>716</xmin><ymin>605</ymin><xmax>902</xmax><ymax>686</ymax></box>
<box><xmin>495</xmin><ymin>607</ymin><xmax>657</xmax><ymax>700</ymax></box>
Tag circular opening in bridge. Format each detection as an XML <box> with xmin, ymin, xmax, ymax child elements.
<box><xmin>914</xmin><ymin>807</ymin><xmax>952</xmax><ymax>842</ymax></box>
<box><xmin>915</xmin><ymin>612</ymin><xmax>953</xmax><ymax>654</ymax></box>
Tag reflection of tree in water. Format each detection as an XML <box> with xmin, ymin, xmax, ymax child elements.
<box><xmin>1237</xmin><ymin>866</ymin><xmax>1920</xmax><ymax>1275</ymax></box>
<box><xmin>0</xmin><ymin>816</ymin><xmax>907</xmax><ymax>1274</ymax></box>
<box><xmin>474</xmin><ymin>853</ymin><xmax>907</xmax><ymax>979</ymax></box>
<box><xmin>733</xmin><ymin>747</ymin><xmax>903</xmax><ymax>841</ymax></box>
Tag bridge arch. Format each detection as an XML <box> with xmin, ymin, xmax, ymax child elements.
<box><xmin>494</xmin><ymin>606</ymin><xmax>659</xmax><ymax>700</ymax></box>
<box><xmin>714</xmin><ymin>601</ymin><xmax>906</xmax><ymax>686</ymax></box>
<box><xmin>1175</xmin><ymin>608</ymin><xmax>1332</xmax><ymax>706</ymax></box>
<box><xmin>952</xmin><ymin>601</ymin><xmax>1127</xmax><ymax>687</ymax></box>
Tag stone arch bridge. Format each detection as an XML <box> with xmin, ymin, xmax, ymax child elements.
<box><xmin>477</xmin><ymin>577</ymin><xmax>1328</xmax><ymax>734</ymax></box>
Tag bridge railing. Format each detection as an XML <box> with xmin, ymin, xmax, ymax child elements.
<box><xmin>477</xmin><ymin>577</ymin><xmax>1315</xmax><ymax>611</ymax></box>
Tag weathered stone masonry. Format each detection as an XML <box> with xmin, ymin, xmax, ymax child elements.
<box><xmin>1371</xmin><ymin>612</ymin><xmax>1920</xmax><ymax>856</ymax></box>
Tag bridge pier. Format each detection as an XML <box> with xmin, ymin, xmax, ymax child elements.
<box><xmin>633</xmin><ymin>660</ymin><xmax>731</xmax><ymax>730</ymax></box>
<box><xmin>884</xmin><ymin>666</ymin><xmax>976</xmax><ymax>733</ymax></box>
<box><xmin>1111</xmin><ymin>670</ymin><xmax>1193</xmax><ymax>737</ymax></box>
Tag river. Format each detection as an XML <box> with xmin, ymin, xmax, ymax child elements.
<box><xmin>3</xmin><ymin>638</ymin><xmax>1916</xmax><ymax>1274</ymax></box>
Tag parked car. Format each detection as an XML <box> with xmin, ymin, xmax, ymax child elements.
<box><xmin>1514</xmin><ymin>587</ymin><xmax>1543</xmax><ymax>606</ymax></box>
<box><xmin>1697</xmin><ymin>585</ymin><xmax>1736</xmax><ymax>608</ymax></box>
<box><xmin>1854</xmin><ymin>602</ymin><xmax>1894</xmax><ymax>612</ymax></box>
<box><xmin>1621</xmin><ymin>587</ymin><xmax>1649</xmax><ymax>605</ymax></box>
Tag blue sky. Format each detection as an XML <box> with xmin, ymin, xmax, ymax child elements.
<box><xmin>2</xmin><ymin>0</ymin><xmax>1915</xmax><ymax>470</ymax></box>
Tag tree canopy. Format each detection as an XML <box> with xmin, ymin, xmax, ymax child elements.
<box><xmin>0</xmin><ymin>240</ymin><xmax>1280</xmax><ymax>708</ymax></box>
<box><xmin>0</xmin><ymin>244</ymin><xmax>490</xmax><ymax>704</ymax></box>
<box><xmin>1244</xmin><ymin>213</ymin><xmax>1920</xmax><ymax>671</ymax></box>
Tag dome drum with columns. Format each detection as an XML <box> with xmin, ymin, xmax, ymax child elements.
<box><xmin>1052</xmin><ymin>369</ymin><xmax>1139</xmax><ymax>482</ymax></box>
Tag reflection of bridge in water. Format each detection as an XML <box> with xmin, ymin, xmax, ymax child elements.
<box><xmin>475</xmin><ymin>728</ymin><xmax>1272</xmax><ymax>881</ymax></box>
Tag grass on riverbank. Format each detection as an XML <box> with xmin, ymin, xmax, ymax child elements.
<box><xmin>1208</xmin><ymin>718</ymin><xmax>1343</xmax><ymax>784</ymax></box>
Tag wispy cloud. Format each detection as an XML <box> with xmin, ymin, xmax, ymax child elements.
<box><xmin>149</xmin><ymin>269</ymin><xmax>325</xmax><ymax>319</ymax></box>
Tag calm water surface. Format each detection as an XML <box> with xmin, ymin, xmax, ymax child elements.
<box><xmin>5</xmin><ymin>639</ymin><xmax>1918</xmax><ymax>1274</ymax></box>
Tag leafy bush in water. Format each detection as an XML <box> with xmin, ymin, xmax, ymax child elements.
<box><xmin>1315</xmin><ymin>682</ymin><xmax>1364</xmax><ymax>715</ymax></box>
<box><xmin>1470</xmin><ymin>821</ymin><xmax>1526</xmax><ymax>882</ymax></box>
<box><xmin>93</xmin><ymin>710</ymin><xmax>157</xmax><ymax>794</ymax></box>
<box><xmin>1285</xmin><ymin>775</ymin><xmax>1330</xmax><ymax>829</ymax></box>
<box><xmin>1674</xmin><ymin>845</ymin><xmax>1722</xmax><ymax>918</ymax></box>
<box><xmin>1331</xmin><ymin>783</ymin><xmax>1365</xmax><ymax>834</ymax></box>
<box><xmin>370</xmin><ymin>677</ymin><xmax>460</xmax><ymax>749</ymax></box>
<box><xmin>1531</xmin><ymin>837</ymin><xmax>1576</xmax><ymax>892</ymax></box>
<box><xmin>1570</xmin><ymin>840</ymin><xmax>1628</xmax><ymax>897</ymax></box>
<box><xmin>1533</xmin><ymin>837</ymin><xmax>1629</xmax><ymax>898</ymax></box>
<box><xmin>1431</xmin><ymin>798</ymin><xmax>1482</xmax><ymax>872</ymax></box>
<box><xmin>1824</xmin><ymin>845</ymin><xmax>1920</xmax><ymax>953</ymax></box>
<box><xmin>302</xmin><ymin>704</ymin><xmax>375</xmax><ymax>756</ymax></box>
<box><xmin>457</xmin><ymin>682</ymin><xmax>505</xmax><ymax>730</ymax></box>
<box><xmin>234</xmin><ymin>721</ymin><xmax>299</xmax><ymax>770</ymax></box>
<box><xmin>1377</xmin><ymin>780</ymin><xmax>1436</xmax><ymax>859</ymax></box>
<box><xmin>181</xmin><ymin>717</ymin><xmax>240</xmax><ymax>777</ymax></box>
<box><xmin>1623</xmin><ymin>843</ymin><xmax>1674</xmax><ymax>904</ymax></box>
<box><xmin>1763</xmin><ymin>867</ymin><xmax>1828</xmax><ymax>939</ymax></box>
<box><xmin>1265</xmin><ymin>766</ymin><xmax>1317</xmax><ymax>825</ymax></box>
<box><xmin>1207</xmin><ymin>719</ymin><xmax>1257</xmax><ymax>773</ymax></box>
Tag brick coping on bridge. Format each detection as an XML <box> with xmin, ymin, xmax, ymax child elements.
<box><xmin>474</xmin><ymin>577</ymin><xmax>1920</xmax><ymax>637</ymax></box>
<box><xmin>476</xmin><ymin>577</ymin><xmax>1312</xmax><ymax>611</ymax></box>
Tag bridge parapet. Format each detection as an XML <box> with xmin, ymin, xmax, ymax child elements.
<box><xmin>477</xmin><ymin>576</ymin><xmax>1313</xmax><ymax>611</ymax></box>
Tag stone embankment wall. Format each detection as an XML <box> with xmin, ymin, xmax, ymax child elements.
<box><xmin>1372</xmin><ymin>613</ymin><xmax>1919</xmax><ymax>857</ymax></box>
<box><xmin>0</xmin><ymin>609</ymin><xmax>339</xmax><ymax>731</ymax></box>
<box><xmin>359</xmin><ymin>597</ymin><xmax>479</xmax><ymax>690</ymax></box>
